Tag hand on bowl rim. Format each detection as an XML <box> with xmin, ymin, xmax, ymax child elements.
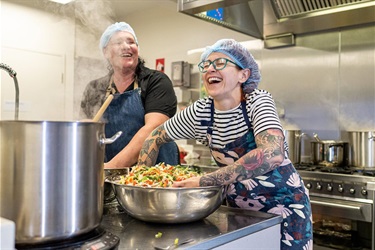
<box><xmin>172</xmin><ymin>176</ymin><xmax>201</xmax><ymax>188</ymax></box>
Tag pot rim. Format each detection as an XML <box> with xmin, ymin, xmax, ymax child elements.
<box><xmin>311</xmin><ymin>140</ymin><xmax>348</xmax><ymax>144</ymax></box>
<box><xmin>348</xmin><ymin>130</ymin><xmax>375</xmax><ymax>132</ymax></box>
<box><xmin>0</xmin><ymin>120</ymin><xmax>104</xmax><ymax>124</ymax></box>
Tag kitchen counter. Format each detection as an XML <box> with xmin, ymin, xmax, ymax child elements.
<box><xmin>100</xmin><ymin>204</ymin><xmax>282</xmax><ymax>249</ymax></box>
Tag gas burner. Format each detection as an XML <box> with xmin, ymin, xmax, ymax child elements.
<box><xmin>351</xmin><ymin>167</ymin><xmax>375</xmax><ymax>177</ymax></box>
<box><xmin>363</xmin><ymin>170</ymin><xmax>375</xmax><ymax>177</ymax></box>
<box><xmin>294</xmin><ymin>163</ymin><xmax>316</xmax><ymax>171</ymax></box>
<box><xmin>16</xmin><ymin>227</ymin><xmax>120</xmax><ymax>250</ymax></box>
<box><xmin>319</xmin><ymin>166</ymin><xmax>353</xmax><ymax>175</ymax></box>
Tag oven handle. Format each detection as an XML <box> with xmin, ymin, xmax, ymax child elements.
<box><xmin>310</xmin><ymin>197</ymin><xmax>372</xmax><ymax>222</ymax></box>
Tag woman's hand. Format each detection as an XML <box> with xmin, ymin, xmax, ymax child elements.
<box><xmin>104</xmin><ymin>160</ymin><xmax>124</xmax><ymax>169</ymax></box>
<box><xmin>172</xmin><ymin>176</ymin><xmax>201</xmax><ymax>188</ymax></box>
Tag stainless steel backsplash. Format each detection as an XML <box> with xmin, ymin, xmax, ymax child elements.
<box><xmin>252</xmin><ymin>24</ymin><xmax>374</xmax><ymax>160</ymax></box>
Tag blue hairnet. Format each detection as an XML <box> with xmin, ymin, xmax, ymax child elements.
<box><xmin>99</xmin><ymin>22</ymin><xmax>138</xmax><ymax>51</ymax></box>
<box><xmin>200</xmin><ymin>39</ymin><xmax>261</xmax><ymax>93</ymax></box>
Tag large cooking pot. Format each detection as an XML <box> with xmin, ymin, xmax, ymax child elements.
<box><xmin>284</xmin><ymin>130</ymin><xmax>305</xmax><ymax>164</ymax></box>
<box><xmin>311</xmin><ymin>140</ymin><xmax>349</xmax><ymax>166</ymax></box>
<box><xmin>348</xmin><ymin>131</ymin><xmax>375</xmax><ymax>168</ymax></box>
<box><xmin>0</xmin><ymin>120</ymin><xmax>121</xmax><ymax>244</ymax></box>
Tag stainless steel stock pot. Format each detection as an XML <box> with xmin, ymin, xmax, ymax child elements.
<box><xmin>284</xmin><ymin>130</ymin><xmax>305</xmax><ymax>164</ymax></box>
<box><xmin>311</xmin><ymin>140</ymin><xmax>349</xmax><ymax>166</ymax></box>
<box><xmin>0</xmin><ymin>120</ymin><xmax>121</xmax><ymax>244</ymax></box>
<box><xmin>348</xmin><ymin>131</ymin><xmax>375</xmax><ymax>168</ymax></box>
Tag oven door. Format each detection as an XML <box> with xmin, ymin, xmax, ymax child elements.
<box><xmin>310</xmin><ymin>196</ymin><xmax>373</xmax><ymax>250</ymax></box>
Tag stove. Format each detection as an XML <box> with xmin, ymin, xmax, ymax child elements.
<box><xmin>15</xmin><ymin>227</ymin><xmax>120</xmax><ymax>250</ymax></box>
<box><xmin>296</xmin><ymin>163</ymin><xmax>375</xmax><ymax>176</ymax></box>
<box><xmin>295</xmin><ymin>163</ymin><xmax>375</xmax><ymax>250</ymax></box>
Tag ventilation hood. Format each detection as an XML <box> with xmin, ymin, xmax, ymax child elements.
<box><xmin>178</xmin><ymin>0</ymin><xmax>375</xmax><ymax>48</ymax></box>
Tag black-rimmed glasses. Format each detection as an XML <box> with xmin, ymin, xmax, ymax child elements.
<box><xmin>198</xmin><ymin>58</ymin><xmax>241</xmax><ymax>73</ymax></box>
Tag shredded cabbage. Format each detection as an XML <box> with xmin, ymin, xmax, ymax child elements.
<box><xmin>117</xmin><ymin>163</ymin><xmax>203</xmax><ymax>187</ymax></box>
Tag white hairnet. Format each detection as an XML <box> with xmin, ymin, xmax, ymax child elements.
<box><xmin>200</xmin><ymin>39</ymin><xmax>261</xmax><ymax>93</ymax></box>
<box><xmin>99</xmin><ymin>22</ymin><xmax>138</xmax><ymax>51</ymax></box>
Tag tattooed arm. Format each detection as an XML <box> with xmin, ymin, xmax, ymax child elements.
<box><xmin>137</xmin><ymin>124</ymin><xmax>173</xmax><ymax>166</ymax></box>
<box><xmin>172</xmin><ymin>129</ymin><xmax>285</xmax><ymax>187</ymax></box>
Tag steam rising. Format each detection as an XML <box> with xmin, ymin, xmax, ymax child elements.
<box><xmin>72</xmin><ymin>0</ymin><xmax>114</xmax><ymax>35</ymax></box>
<box><xmin>43</xmin><ymin>0</ymin><xmax>115</xmax><ymax>36</ymax></box>
<box><xmin>38</xmin><ymin>0</ymin><xmax>118</xmax><ymax>119</ymax></box>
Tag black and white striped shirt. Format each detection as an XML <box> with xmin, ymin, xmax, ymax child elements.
<box><xmin>165</xmin><ymin>89</ymin><xmax>285</xmax><ymax>149</ymax></box>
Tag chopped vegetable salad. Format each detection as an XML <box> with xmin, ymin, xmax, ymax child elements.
<box><xmin>117</xmin><ymin>163</ymin><xmax>203</xmax><ymax>187</ymax></box>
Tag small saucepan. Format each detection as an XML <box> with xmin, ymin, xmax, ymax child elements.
<box><xmin>311</xmin><ymin>133</ymin><xmax>349</xmax><ymax>167</ymax></box>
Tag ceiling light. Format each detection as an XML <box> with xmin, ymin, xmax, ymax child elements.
<box><xmin>48</xmin><ymin>0</ymin><xmax>75</xmax><ymax>4</ymax></box>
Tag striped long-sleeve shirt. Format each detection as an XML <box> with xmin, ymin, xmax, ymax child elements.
<box><xmin>165</xmin><ymin>89</ymin><xmax>287</xmax><ymax>151</ymax></box>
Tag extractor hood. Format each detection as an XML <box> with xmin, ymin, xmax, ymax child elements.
<box><xmin>178</xmin><ymin>0</ymin><xmax>375</xmax><ymax>48</ymax></box>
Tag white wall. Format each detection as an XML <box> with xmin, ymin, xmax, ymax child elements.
<box><xmin>1</xmin><ymin>0</ymin><xmax>75</xmax><ymax>120</ymax></box>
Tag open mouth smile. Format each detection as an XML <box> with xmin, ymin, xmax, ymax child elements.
<box><xmin>207</xmin><ymin>77</ymin><xmax>222</xmax><ymax>84</ymax></box>
<box><xmin>120</xmin><ymin>53</ymin><xmax>132</xmax><ymax>57</ymax></box>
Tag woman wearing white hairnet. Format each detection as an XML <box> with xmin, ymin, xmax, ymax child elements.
<box><xmin>137</xmin><ymin>39</ymin><xmax>313</xmax><ymax>250</ymax></box>
<box><xmin>80</xmin><ymin>22</ymin><xmax>179</xmax><ymax>168</ymax></box>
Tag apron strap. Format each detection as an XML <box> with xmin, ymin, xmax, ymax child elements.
<box><xmin>105</xmin><ymin>75</ymin><xmax>116</xmax><ymax>98</ymax></box>
<box><xmin>240</xmin><ymin>100</ymin><xmax>251</xmax><ymax>128</ymax></box>
<box><xmin>105</xmin><ymin>74</ymin><xmax>138</xmax><ymax>98</ymax></box>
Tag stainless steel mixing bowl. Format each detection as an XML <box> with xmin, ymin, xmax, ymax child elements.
<box><xmin>110</xmin><ymin>183</ymin><xmax>225</xmax><ymax>223</ymax></box>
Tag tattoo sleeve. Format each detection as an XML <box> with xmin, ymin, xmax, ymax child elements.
<box><xmin>137</xmin><ymin>124</ymin><xmax>173</xmax><ymax>166</ymax></box>
<box><xmin>200</xmin><ymin>129</ymin><xmax>285</xmax><ymax>187</ymax></box>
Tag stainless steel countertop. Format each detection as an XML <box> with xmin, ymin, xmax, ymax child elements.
<box><xmin>100</xmin><ymin>204</ymin><xmax>282</xmax><ymax>250</ymax></box>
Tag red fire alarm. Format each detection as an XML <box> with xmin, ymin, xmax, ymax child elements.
<box><xmin>156</xmin><ymin>58</ymin><xmax>165</xmax><ymax>72</ymax></box>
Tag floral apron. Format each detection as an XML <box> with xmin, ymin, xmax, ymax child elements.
<box><xmin>103</xmin><ymin>81</ymin><xmax>179</xmax><ymax>165</ymax></box>
<box><xmin>205</xmin><ymin>101</ymin><xmax>313</xmax><ymax>250</ymax></box>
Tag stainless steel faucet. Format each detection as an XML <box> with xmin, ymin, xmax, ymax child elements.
<box><xmin>0</xmin><ymin>63</ymin><xmax>19</xmax><ymax>120</ymax></box>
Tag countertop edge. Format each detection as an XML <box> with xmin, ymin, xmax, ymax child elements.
<box><xmin>184</xmin><ymin>213</ymin><xmax>283</xmax><ymax>249</ymax></box>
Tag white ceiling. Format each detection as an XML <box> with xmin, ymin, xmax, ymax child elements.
<box><xmin>3</xmin><ymin>0</ymin><xmax>177</xmax><ymax>20</ymax></box>
<box><xmin>106</xmin><ymin>0</ymin><xmax>177</xmax><ymax>19</ymax></box>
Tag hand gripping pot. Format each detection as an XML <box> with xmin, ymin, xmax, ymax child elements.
<box><xmin>0</xmin><ymin>120</ymin><xmax>121</xmax><ymax>244</ymax></box>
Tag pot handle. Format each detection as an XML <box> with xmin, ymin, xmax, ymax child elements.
<box><xmin>100</xmin><ymin>131</ymin><xmax>123</xmax><ymax>145</ymax></box>
<box><xmin>369</xmin><ymin>132</ymin><xmax>375</xmax><ymax>141</ymax></box>
<box><xmin>295</xmin><ymin>132</ymin><xmax>305</xmax><ymax>139</ymax></box>
<box><xmin>313</xmin><ymin>133</ymin><xmax>322</xmax><ymax>142</ymax></box>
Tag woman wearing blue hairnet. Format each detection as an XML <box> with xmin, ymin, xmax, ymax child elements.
<box><xmin>80</xmin><ymin>22</ymin><xmax>179</xmax><ymax>169</ymax></box>
<box><xmin>137</xmin><ymin>39</ymin><xmax>313</xmax><ymax>249</ymax></box>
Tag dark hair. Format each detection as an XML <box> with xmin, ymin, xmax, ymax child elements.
<box><xmin>135</xmin><ymin>56</ymin><xmax>146</xmax><ymax>78</ymax></box>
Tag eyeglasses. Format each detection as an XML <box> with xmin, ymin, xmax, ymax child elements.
<box><xmin>108</xmin><ymin>39</ymin><xmax>137</xmax><ymax>47</ymax></box>
<box><xmin>198</xmin><ymin>58</ymin><xmax>241</xmax><ymax>73</ymax></box>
